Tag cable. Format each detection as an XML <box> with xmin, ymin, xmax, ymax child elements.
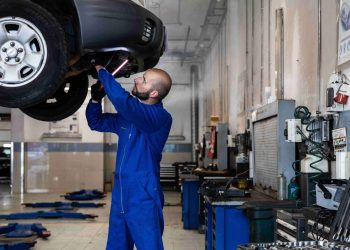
<box><xmin>234</xmin><ymin>169</ymin><xmax>249</xmax><ymax>178</ymax></box>
<box><xmin>297</xmin><ymin>127</ymin><xmax>321</xmax><ymax>147</ymax></box>
<box><xmin>291</xmin><ymin>160</ymin><xmax>300</xmax><ymax>178</ymax></box>
<box><xmin>311</xmin><ymin>209</ymin><xmax>334</xmax><ymax>240</ymax></box>
<box><xmin>294</xmin><ymin>106</ymin><xmax>332</xmax><ymax>203</ymax></box>
<box><xmin>224</xmin><ymin>170</ymin><xmax>250</xmax><ymax>191</ymax></box>
<box><xmin>294</xmin><ymin>106</ymin><xmax>311</xmax><ymax>124</ymax></box>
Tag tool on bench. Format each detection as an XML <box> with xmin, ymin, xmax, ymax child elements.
<box><xmin>316</xmin><ymin>179</ymin><xmax>347</xmax><ymax>210</ymax></box>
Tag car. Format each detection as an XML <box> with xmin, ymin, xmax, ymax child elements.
<box><xmin>0</xmin><ymin>0</ymin><xmax>166</xmax><ymax>121</ymax></box>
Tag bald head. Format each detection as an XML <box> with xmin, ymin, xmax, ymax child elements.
<box><xmin>147</xmin><ymin>68</ymin><xmax>172</xmax><ymax>101</ymax></box>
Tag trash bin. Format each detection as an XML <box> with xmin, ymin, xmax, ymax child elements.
<box><xmin>245</xmin><ymin>207</ymin><xmax>275</xmax><ymax>243</ymax></box>
<box><xmin>182</xmin><ymin>179</ymin><xmax>199</xmax><ymax>229</ymax></box>
<box><xmin>241</xmin><ymin>200</ymin><xmax>297</xmax><ymax>243</ymax></box>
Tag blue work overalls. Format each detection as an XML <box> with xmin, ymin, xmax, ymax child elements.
<box><xmin>86</xmin><ymin>69</ymin><xmax>172</xmax><ymax>250</ymax></box>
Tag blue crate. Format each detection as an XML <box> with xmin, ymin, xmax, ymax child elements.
<box><xmin>182</xmin><ymin>180</ymin><xmax>199</xmax><ymax>229</ymax></box>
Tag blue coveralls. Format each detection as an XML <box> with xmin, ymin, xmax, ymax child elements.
<box><xmin>86</xmin><ymin>69</ymin><xmax>172</xmax><ymax>250</ymax></box>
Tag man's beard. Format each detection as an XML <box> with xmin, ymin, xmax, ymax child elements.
<box><xmin>132</xmin><ymin>87</ymin><xmax>151</xmax><ymax>101</ymax></box>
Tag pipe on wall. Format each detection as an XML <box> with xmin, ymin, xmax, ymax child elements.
<box><xmin>219</xmin><ymin>26</ymin><xmax>223</xmax><ymax>121</ymax></box>
<box><xmin>268</xmin><ymin>0</ymin><xmax>271</xmax><ymax>89</ymax></box>
<box><xmin>275</xmin><ymin>8</ymin><xmax>284</xmax><ymax>99</ymax></box>
<box><xmin>245</xmin><ymin>0</ymin><xmax>248</xmax><ymax>114</ymax></box>
<box><xmin>260</xmin><ymin>0</ymin><xmax>264</xmax><ymax>105</ymax></box>
<box><xmin>251</xmin><ymin>0</ymin><xmax>255</xmax><ymax>108</ymax></box>
<box><xmin>335</xmin><ymin>0</ymin><xmax>340</xmax><ymax>72</ymax></box>
<box><xmin>190</xmin><ymin>65</ymin><xmax>199</xmax><ymax>162</ymax></box>
<box><xmin>317</xmin><ymin>0</ymin><xmax>322</xmax><ymax>111</ymax></box>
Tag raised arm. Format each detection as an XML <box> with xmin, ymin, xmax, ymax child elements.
<box><xmin>97</xmin><ymin>68</ymin><xmax>169</xmax><ymax>133</ymax></box>
<box><xmin>85</xmin><ymin>100</ymin><xmax>120</xmax><ymax>134</ymax></box>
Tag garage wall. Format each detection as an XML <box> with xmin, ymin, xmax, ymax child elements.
<box><xmin>9</xmin><ymin>0</ymin><xmax>345</xmax><ymax>193</ymax></box>
<box><xmin>199</xmin><ymin>18</ymin><xmax>229</xmax><ymax>137</ymax></box>
<box><xmin>200</xmin><ymin>0</ymin><xmax>341</xmax><ymax>136</ymax></box>
<box><xmin>226</xmin><ymin>0</ymin><xmax>248</xmax><ymax>134</ymax></box>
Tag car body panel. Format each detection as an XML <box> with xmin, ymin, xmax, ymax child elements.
<box><xmin>72</xmin><ymin>0</ymin><xmax>165</xmax><ymax>57</ymax></box>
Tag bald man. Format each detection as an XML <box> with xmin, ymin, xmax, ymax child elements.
<box><xmin>86</xmin><ymin>65</ymin><xmax>172</xmax><ymax>250</ymax></box>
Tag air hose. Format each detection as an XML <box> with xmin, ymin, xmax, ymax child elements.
<box><xmin>294</xmin><ymin>106</ymin><xmax>329</xmax><ymax>200</ymax></box>
<box><xmin>294</xmin><ymin>106</ymin><xmax>311</xmax><ymax>124</ymax></box>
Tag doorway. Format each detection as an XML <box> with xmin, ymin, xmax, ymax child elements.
<box><xmin>0</xmin><ymin>143</ymin><xmax>11</xmax><ymax>194</ymax></box>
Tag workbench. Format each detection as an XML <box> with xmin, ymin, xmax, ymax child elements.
<box><xmin>204</xmin><ymin>192</ymin><xmax>297</xmax><ymax>249</ymax></box>
<box><xmin>193</xmin><ymin>167</ymin><xmax>236</xmax><ymax>230</ymax></box>
<box><xmin>204</xmin><ymin>196</ymin><xmax>249</xmax><ymax>250</ymax></box>
<box><xmin>204</xmin><ymin>192</ymin><xmax>273</xmax><ymax>250</ymax></box>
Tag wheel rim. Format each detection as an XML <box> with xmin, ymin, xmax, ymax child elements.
<box><xmin>0</xmin><ymin>17</ymin><xmax>47</xmax><ymax>87</ymax></box>
<box><xmin>45</xmin><ymin>81</ymin><xmax>76</xmax><ymax>106</ymax></box>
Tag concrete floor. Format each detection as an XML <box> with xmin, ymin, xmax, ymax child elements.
<box><xmin>0</xmin><ymin>188</ymin><xmax>204</xmax><ymax>250</ymax></box>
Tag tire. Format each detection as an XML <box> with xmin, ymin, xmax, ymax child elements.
<box><xmin>20</xmin><ymin>73</ymin><xmax>89</xmax><ymax>122</ymax></box>
<box><xmin>0</xmin><ymin>0</ymin><xmax>67</xmax><ymax>108</ymax></box>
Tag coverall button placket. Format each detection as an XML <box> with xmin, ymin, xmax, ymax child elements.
<box><xmin>119</xmin><ymin>125</ymin><xmax>133</xmax><ymax>214</ymax></box>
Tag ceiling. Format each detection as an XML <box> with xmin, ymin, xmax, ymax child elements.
<box><xmin>137</xmin><ymin>0</ymin><xmax>227</xmax><ymax>62</ymax></box>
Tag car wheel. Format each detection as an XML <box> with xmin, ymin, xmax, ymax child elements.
<box><xmin>20</xmin><ymin>73</ymin><xmax>89</xmax><ymax>122</ymax></box>
<box><xmin>0</xmin><ymin>0</ymin><xmax>67</xmax><ymax>108</ymax></box>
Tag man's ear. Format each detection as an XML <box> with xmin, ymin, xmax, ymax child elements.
<box><xmin>150</xmin><ymin>90</ymin><xmax>159</xmax><ymax>99</ymax></box>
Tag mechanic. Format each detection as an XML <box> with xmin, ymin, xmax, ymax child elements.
<box><xmin>86</xmin><ymin>64</ymin><xmax>172</xmax><ymax>250</ymax></box>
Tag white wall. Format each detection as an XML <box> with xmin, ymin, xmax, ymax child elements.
<box><xmin>17</xmin><ymin>62</ymin><xmax>193</xmax><ymax>145</ymax></box>
<box><xmin>200</xmin><ymin>0</ymin><xmax>341</xmax><ymax>135</ymax></box>
<box><xmin>21</xmin><ymin>93</ymin><xmax>103</xmax><ymax>143</ymax></box>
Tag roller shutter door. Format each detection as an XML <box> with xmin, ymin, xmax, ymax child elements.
<box><xmin>254</xmin><ymin>117</ymin><xmax>278</xmax><ymax>190</ymax></box>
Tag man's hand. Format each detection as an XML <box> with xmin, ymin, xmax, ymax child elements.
<box><xmin>90</xmin><ymin>54</ymin><xmax>113</xmax><ymax>69</ymax></box>
<box><xmin>91</xmin><ymin>81</ymin><xmax>106</xmax><ymax>103</ymax></box>
<box><xmin>95</xmin><ymin>65</ymin><xmax>104</xmax><ymax>72</ymax></box>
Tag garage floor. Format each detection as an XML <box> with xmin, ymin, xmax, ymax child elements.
<box><xmin>0</xmin><ymin>190</ymin><xmax>204</xmax><ymax>250</ymax></box>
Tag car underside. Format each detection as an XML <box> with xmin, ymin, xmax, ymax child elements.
<box><xmin>0</xmin><ymin>0</ymin><xmax>166</xmax><ymax>121</ymax></box>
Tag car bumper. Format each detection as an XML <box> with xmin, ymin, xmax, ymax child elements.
<box><xmin>73</xmin><ymin>0</ymin><xmax>165</xmax><ymax>58</ymax></box>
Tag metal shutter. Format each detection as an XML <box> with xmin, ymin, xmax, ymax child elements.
<box><xmin>254</xmin><ymin>117</ymin><xmax>278</xmax><ymax>190</ymax></box>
